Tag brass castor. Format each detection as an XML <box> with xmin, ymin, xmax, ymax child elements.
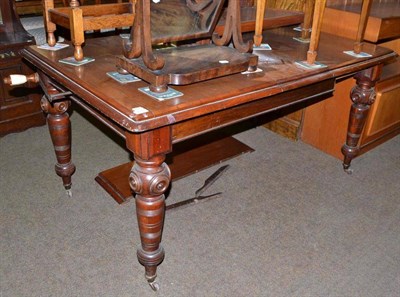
<box><xmin>146</xmin><ymin>274</ymin><xmax>160</xmax><ymax>291</ymax></box>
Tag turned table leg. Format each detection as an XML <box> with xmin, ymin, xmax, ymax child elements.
<box><xmin>126</xmin><ymin>127</ymin><xmax>172</xmax><ymax>290</ymax></box>
<box><xmin>341</xmin><ymin>65</ymin><xmax>382</xmax><ymax>173</ymax></box>
<box><xmin>129</xmin><ymin>155</ymin><xmax>171</xmax><ymax>291</ymax></box>
<box><xmin>40</xmin><ymin>77</ymin><xmax>76</xmax><ymax>195</ymax></box>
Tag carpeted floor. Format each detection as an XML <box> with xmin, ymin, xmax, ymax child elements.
<box><xmin>1</xmin><ymin>108</ymin><xmax>399</xmax><ymax>296</ymax></box>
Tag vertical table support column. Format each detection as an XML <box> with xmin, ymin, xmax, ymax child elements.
<box><xmin>39</xmin><ymin>74</ymin><xmax>76</xmax><ymax>195</ymax></box>
<box><xmin>126</xmin><ymin>126</ymin><xmax>172</xmax><ymax>291</ymax></box>
<box><xmin>341</xmin><ymin>64</ymin><xmax>383</xmax><ymax>173</ymax></box>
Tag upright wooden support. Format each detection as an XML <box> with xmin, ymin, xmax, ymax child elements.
<box><xmin>69</xmin><ymin>7</ymin><xmax>85</xmax><ymax>61</ymax></box>
<box><xmin>123</xmin><ymin>0</ymin><xmax>165</xmax><ymax>69</ymax></box>
<box><xmin>43</xmin><ymin>0</ymin><xmax>135</xmax><ymax>61</ymax></box>
<box><xmin>43</xmin><ymin>0</ymin><xmax>57</xmax><ymax>46</ymax></box>
<box><xmin>306</xmin><ymin>0</ymin><xmax>327</xmax><ymax>65</ymax></box>
<box><xmin>254</xmin><ymin>0</ymin><xmax>267</xmax><ymax>46</ymax></box>
<box><xmin>353</xmin><ymin>0</ymin><xmax>373</xmax><ymax>54</ymax></box>
<box><xmin>212</xmin><ymin>0</ymin><xmax>252</xmax><ymax>53</ymax></box>
<box><xmin>301</xmin><ymin>0</ymin><xmax>314</xmax><ymax>40</ymax></box>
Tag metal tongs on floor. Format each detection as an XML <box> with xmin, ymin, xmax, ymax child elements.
<box><xmin>166</xmin><ymin>164</ymin><xmax>230</xmax><ymax>211</ymax></box>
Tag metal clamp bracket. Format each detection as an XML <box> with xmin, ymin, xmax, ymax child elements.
<box><xmin>39</xmin><ymin>80</ymin><xmax>73</xmax><ymax>102</ymax></box>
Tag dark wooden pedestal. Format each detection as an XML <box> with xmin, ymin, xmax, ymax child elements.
<box><xmin>95</xmin><ymin>135</ymin><xmax>254</xmax><ymax>204</ymax></box>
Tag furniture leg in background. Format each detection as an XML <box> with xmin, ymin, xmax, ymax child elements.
<box><xmin>301</xmin><ymin>0</ymin><xmax>314</xmax><ymax>41</ymax></box>
<box><xmin>69</xmin><ymin>6</ymin><xmax>85</xmax><ymax>61</ymax></box>
<box><xmin>295</xmin><ymin>0</ymin><xmax>327</xmax><ymax>69</ymax></box>
<box><xmin>42</xmin><ymin>0</ymin><xmax>135</xmax><ymax>61</ymax></box>
<box><xmin>353</xmin><ymin>0</ymin><xmax>373</xmax><ymax>54</ymax></box>
<box><xmin>43</xmin><ymin>0</ymin><xmax>58</xmax><ymax>47</ymax></box>
<box><xmin>306</xmin><ymin>0</ymin><xmax>326</xmax><ymax>65</ymax></box>
<box><xmin>254</xmin><ymin>0</ymin><xmax>266</xmax><ymax>46</ymax></box>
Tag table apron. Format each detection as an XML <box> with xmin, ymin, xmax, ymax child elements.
<box><xmin>171</xmin><ymin>78</ymin><xmax>335</xmax><ymax>143</ymax></box>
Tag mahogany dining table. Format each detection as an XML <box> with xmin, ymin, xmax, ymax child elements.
<box><xmin>16</xmin><ymin>27</ymin><xmax>397</xmax><ymax>290</ymax></box>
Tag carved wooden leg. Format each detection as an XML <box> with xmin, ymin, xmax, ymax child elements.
<box><xmin>126</xmin><ymin>127</ymin><xmax>172</xmax><ymax>290</ymax></box>
<box><xmin>129</xmin><ymin>155</ymin><xmax>171</xmax><ymax>290</ymax></box>
<box><xmin>341</xmin><ymin>65</ymin><xmax>382</xmax><ymax>173</ymax></box>
<box><xmin>40</xmin><ymin>83</ymin><xmax>76</xmax><ymax>195</ymax></box>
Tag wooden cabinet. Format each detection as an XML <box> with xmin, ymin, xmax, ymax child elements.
<box><xmin>362</xmin><ymin>60</ymin><xmax>400</xmax><ymax>149</ymax></box>
<box><xmin>301</xmin><ymin>0</ymin><xmax>400</xmax><ymax>159</ymax></box>
<box><xmin>0</xmin><ymin>0</ymin><xmax>45</xmax><ymax>136</ymax></box>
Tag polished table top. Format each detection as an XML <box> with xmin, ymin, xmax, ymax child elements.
<box><xmin>22</xmin><ymin>27</ymin><xmax>396</xmax><ymax>135</ymax></box>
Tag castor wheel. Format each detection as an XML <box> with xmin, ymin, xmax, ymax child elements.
<box><xmin>148</xmin><ymin>280</ymin><xmax>160</xmax><ymax>291</ymax></box>
<box><xmin>343</xmin><ymin>163</ymin><xmax>353</xmax><ymax>175</ymax></box>
<box><xmin>65</xmin><ymin>185</ymin><xmax>73</xmax><ymax>197</ymax></box>
<box><xmin>344</xmin><ymin>168</ymin><xmax>353</xmax><ymax>175</ymax></box>
<box><xmin>146</xmin><ymin>274</ymin><xmax>160</xmax><ymax>291</ymax></box>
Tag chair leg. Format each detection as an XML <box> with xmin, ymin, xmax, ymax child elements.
<box><xmin>69</xmin><ymin>7</ymin><xmax>85</xmax><ymax>61</ymax></box>
<box><xmin>43</xmin><ymin>0</ymin><xmax>57</xmax><ymax>46</ymax></box>
<box><xmin>353</xmin><ymin>0</ymin><xmax>373</xmax><ymax>54</ymax></box>
<box><xmin>307</xmin><ymin>0</ymin><xmax>327</xmax><ymax>65</ymax></box>
<box><xmin>254</xmin><ymin>0</ymin><xmax>266</xmax><ymax>46</ymax></box>
<box><xmin>301</xmin><ymin>0</ymin><xmax>314</xmax><ymax>40</ymax></box>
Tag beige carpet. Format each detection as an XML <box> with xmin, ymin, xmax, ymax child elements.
<box><xmin>1</xmin><ymin>109</ymin><xmax>399</xmax><ymax>296</ymax></box>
